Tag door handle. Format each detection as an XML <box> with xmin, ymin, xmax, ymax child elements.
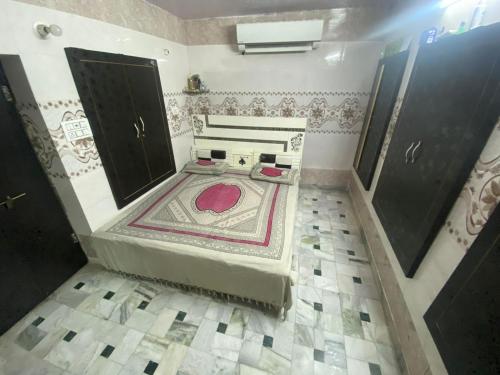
<box><xmin>139</xmin><ymin>116</ymin><xmax>146</xmax><ymax>137</ymax></box>
<box><xmin>411</xmin><ymin>140</ymin><xmax>422</xmax><ymax>163</ymax></box>
<box><xmin>0</xmin><ymin>193</ymin><xmax>27</xmax><ymax>210</ymax></box>
<box><xmin>404</xmin><ymin>142</ymin><xmax>415</xmax><ymax>164</ymax></box>
<box><xmin>133</xmin><ymin>123</ymin><xmax>140</xmax><ymax>139</ymax></box>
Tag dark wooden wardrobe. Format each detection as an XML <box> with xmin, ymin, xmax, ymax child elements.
<box><xmin>65</xmin><ymin>48</ymin><xmax>176</xmax><ymax>209</ymax></box>
<box><xmin>425</xmin><ymin>204</ymin><xmax>500</xmax><ymax>374</ymax></box>
<box><xmin>354</xmin><ymin>50</ymin><xmax>409</xmax><ymax>190</ymax></box>
<box><xmin>373</xmin><ymin>23</ymin><xmax>500</xmax><ymax>277</ymax></box>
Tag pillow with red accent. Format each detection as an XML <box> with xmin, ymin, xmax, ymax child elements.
<box><xmin>183</xmin><ymin>160</ymin><xmax>229</xmax><ymax>175</ymax></box>
<box><xmin>250</xmin><ymin>163</ymin><xmax>299</xmax><ymax>185</ymax></box>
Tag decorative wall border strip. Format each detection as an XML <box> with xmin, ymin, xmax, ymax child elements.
<box><xmin>203</xmin><ymin>91</ymin><xmax>371</xmax><ymax>97</ymax></box>
<box><xmin>194</xmin><ymin>136</ymin><xmax>289</xmax><ymax>152</ymax></box>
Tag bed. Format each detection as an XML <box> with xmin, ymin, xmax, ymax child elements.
<box><xmin>88</xmin><ymin>115</ymin><xmax>306</xmax><ymax>313</ymax></box>
<box><xmin>90</xmin><ymin>168</ymin><xmax>298</xmax><ymax>311</ymax></box>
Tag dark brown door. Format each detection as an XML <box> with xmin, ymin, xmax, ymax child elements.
<box><xmin>355</xmin><ymin>50</ymin><xmax>408</xmax><ymax>190</ymax></box>
<box><xmin>0</xmin><ymin>64</ymin><xmax>87</xmax><ymax>334</ymax></box>
<box><xmin>125</xmin><ymin>63</ymin><xmax>176</xmax><ymax>182</ymax></box>
<box><xmin>424</xmin><ymin>205</ymin><xmax>500</xmax><ymax>374</ymax></box>
<box><xmin>82</xmin><ymin>61</ymin><xmax>152</xmax><ymax>205</ymax></box>
<box><xmin>373</xmin><ymin>23</ymin><xmax>500</xmax><ymax>277</ymax></box>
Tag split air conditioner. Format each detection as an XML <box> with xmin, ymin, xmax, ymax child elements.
<box><xmin>236</xmin><ymin>20</ymin><xmax>324</xmax><ymax>54</ymax></box>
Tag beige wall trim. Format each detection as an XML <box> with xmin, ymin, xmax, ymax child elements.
<box><xmin>14</xmin><ymin>0</ymin><xmax>187</xmax><ymax>44</ymax></box>
<box><xmin>348</xmin><ymin>171</ymin><xmax>431</xmax><ymax>375</ymax></box>
<box><xmin>14</xmin><ymin>0</ymin><xmax>389</xmax><ymax>46</ymax></box>
<box><xmin>300</xmin><ymin>168</ymin><xmax>351</xmax><ymax>188</ymax></box>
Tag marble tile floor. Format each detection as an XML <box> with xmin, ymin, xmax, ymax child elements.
<box><xmin>0</xmin><ymin>186</ymin><xmax>403</xmax><ymax>375</ymax></box>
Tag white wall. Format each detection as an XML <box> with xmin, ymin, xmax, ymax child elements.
<box><xmin>187</xmin><ymin>41</ymin><xmax>383</xmax><ymax>171</ymax></box>
<box><xmin>354</xmin><ymin>1</ymin><xmax>500</xmax><ymax>374</ymax></box>
<box><xmin>0</xmin><ymin>0</ymin><xmax>193</xmax><ymax>236</ymax></box>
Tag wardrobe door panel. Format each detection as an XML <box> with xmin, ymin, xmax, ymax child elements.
<box><xmin>373</xmin><ymin>24</ymin><xmax>500</xmax><ymax>277</ymax></box>
<box><xmin>355</xmin><ymin>50</ymin><xmax>409</xmax><ymax>190</ymax></box>
<box><xmin>82</xmin><ymin>61</ymin><xmax>151</xmax><ymax>203</ymax></box>
<box><xmin>125</xmin><ymin>63</ymin><xmax>176</xmax><ymax>181</ymax></box>
<box><xmin>424</xmin><ymin>205</ymin><xmax>500</xmax><ymax>374</ymax></box>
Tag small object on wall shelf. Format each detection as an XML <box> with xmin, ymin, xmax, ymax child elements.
<box><xmin>183</xmin><ymin>88</ymin><xmax>210</xmax><ymax>95</ymax></box>
<box><xmin>183</xmin><ymin>74</ymin><xmax>209</xmax><ymax>95</ymax></box>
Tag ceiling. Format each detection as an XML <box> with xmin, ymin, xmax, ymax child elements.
<box><xmin>147</xmin><ymin>0</ymin><xmax>393</xmax><ymax>20</ymax></box>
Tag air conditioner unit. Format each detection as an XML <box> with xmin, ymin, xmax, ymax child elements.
<box><xmin>236</xmin><ymin>20</ymin><xmax>324</xmax><ymax>54</ymax></box>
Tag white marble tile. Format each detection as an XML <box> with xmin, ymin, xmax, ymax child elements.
<box><xmin>190</xmin><ymin>319</ymin><xmax>218</xmax><ymax>351</ymax></box>
<box><xmin>239</xmin><ymin>339</ymin><xmax>262</xmax><ymax>368</ymax></box>
<box><xmin>291</xmin><ymin>344</ymin><xmax>314</xmax><ymax>375</ymax></box>
<box><xmin>178</xmin><ymin>347</ymin><xmax>216</xmax><ymax>375</ymax></box>
<box><xmin>257</xmin><ymin>347</ymin><xmax>291</xmax><ymax>375</ymax></box>
<box><xmin>84</xmin><ymin>356</ymin><xmax>122</xmax><ymax>375</ymax></box>
<box><xmin>155</xmin><ymin>342</ymin><xmax>189</xmax><ymax>375</ymax></box>
<box><xmin>346</xmin><ymin>357</ymin><xmax>371</xmax><ymax>375</ymax></box>
<box><xmin>110</xmin><ymin>329</ymin><xmax>145</xmax><ymax>365</ymax></box>
<box><xmin>210</xmin><ymin>332</ymin><xmax>243</xmax><ymax>362</ymax></box>
<box><xmin>125</xmin><ymin>309</ymin><xmax>156</xmax><ymax>333</ymax></box>
<box><xmin>272</xmin><ymin>320</ymin><xmax>294</xmax><ymax>360</ymax></box>
<box><xmin>345</xmin><ymin>336</ymin><xmax>378</xmax><ymax>364</ymax></box>
<box><xmin>148</xmin><ymin>308</ymin><xmax>178</xmax><ymax>338</ymax></box>
<box><xmin>134</xmin><ymin>334</ymin><xmax>171</xmax><ymax>363</ymax></box>
<box><xmin>205</xmin><ymin>301</ymin><xmax>234</xmax><ymax>323</ymax></box>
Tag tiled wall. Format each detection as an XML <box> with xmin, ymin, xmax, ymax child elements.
<box><xmin>1</xmin><ymin>0</ymin><xmax>192</xmax><ymax>236</ymax></box>
<box><xmin>351</xmin><ymin>1</ymin><xmax>500</xmax><ymax>374</ymax></box>
<box><xmin>187</xmin><ymin>42</ymin><xmax>384</xmax><ymax>171</ymax></box>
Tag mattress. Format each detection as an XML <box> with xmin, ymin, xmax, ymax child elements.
<box><xmin>89</xmin><ymin>170</ymin><xmax>299</xmax><ymax>311</ymax></box>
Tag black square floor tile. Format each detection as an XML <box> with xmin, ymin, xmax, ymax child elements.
<box><xmin>144</xmin><ymin>360</ymin><xmax>158</xmax><ymax>375</ymax></box>
<box><xmin>360</xmin><ymin>312</ymin><xmax>371</xmax><ymax>322</ymax></box>
<box><xmin>353</xmin><ymin>276</ymin><xmax>362</xmax><ymax>284</ymax></box>
<box><xmin>138</xmin><ymin>301</ymin><xmax>149</xmax><ymax>310</ymax></box>
<box><xmin>347</xmin><ymin>250</ymin><xmax>356</xmax><ymax>256</ymax></box>
<box><xmin>74</xmin><ymin>282</ymin><xmax>84</xmax><ymax>290</ymax></box>
<box><xmin>336</xmin><ymin>200</ymin><xmax>342</xmax><ymax>204</ymax></box>
<box><xmin>313</xmin><ymin>269</ymin><xmax>322</xmax><ymax>276</ymax></box>
<box><xmin>314</xmin><ymin>303</ymin><xmax>323</xmax><ymax>312</ymax></box>
<box><xmin>217</xmin><ymin>322</ymin><xmax>227</xmax><ymax>334</ymax></box>
<box><xmin>32</xmin><ymin>317</ymin><xmax>44</xmax><ymax>327</ymax></box>
<box><xmin>100</xmin><ymin>345</ymin><xmax>115</xmax><ymax>358</ymax></box>
<box><xmin>263</xmin><ymin>335</ymin><xmax>273</xmax><ymax>348</ymax></box>
<box><xmin>312</xmin><ymin>198</ymin><xmax>318</xmax><ymax>201</ymax></box>
<box><xmin>340</xmin><ymin>214</ymin><xmax>346</xmax><ymax>218</ymax></box>
<box><xmin>313</xmin><ymin>210</ymin><xmax>318</xmax><ymax>214</ymax></box>
<box><xmin>175</xmin><ymin>311</ymin><xmax>186</xmax><ymax>321</ymax></box>
<box><xmin>103</xmin><ymin>291</ymin><xmax>115</xmax><ymax>300</ymax></box>
<box><xmin>369</xmin><ymin>362</ymin><xmax>382</xmax><ymax>375</ymax></box>
<box><xmin>343</xmin><ymin>230</ymin><xmax>350</xmax><ymax>235</ymax></box>
<box><xmin>63</xmin><ymin>330</ymin><xmax>77</xmax><ymax>342</ymax></box>
<box><xmin>313</xmin><ymin>244</ymin><xmax>320</xmax><ymax>250</ymax></box>
<box><xmin>313</xmin><ymin>225</ymin><xmax>319</xmax><ymax>230</ymax></box>
<box><xmin>314</xmin><ymin>349</ymin><xmax>325</xmax><ymax>362</ymax></box>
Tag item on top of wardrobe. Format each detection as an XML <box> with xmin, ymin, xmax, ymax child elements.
<box><xmin>373</xmin><ymin>22</ymin><xmax>500</xmax><ymax>277</ymax></box>
<box><xmin>182</xmin><ymin>160</ymin><xmax>229</xmax><ymax>175</ymax></box>
<box><xmin>354</xmin><ymin>49</ymin><xmax>409</xmax><ymax>190</ymax></box>
<box><xmin>250</xmin><ymin>163</ymin><xmax>298</xmax><ymax>185</ymax></box>
<box><xmin>183</xmin><ymin>74</ymin><xmax>209</xmax><ymax>94</ymax></box>
<box><xmin>65</xmin><ymin>48</ymin><xmax>176</xmax><ymax>209</ymax></box>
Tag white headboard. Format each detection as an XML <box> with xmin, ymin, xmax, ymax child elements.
<box><xmin>191</xmin><ymin>114</ymin><xmax>306</xmax><ymax>169</ymax></box>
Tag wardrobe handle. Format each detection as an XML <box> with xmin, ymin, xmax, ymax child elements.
<box><xmin>411</xmin><ymin>140</ymin><xmax>422</xmax><ymax>163</ymax></box>
<box><xmin>139</xmin><ymin>116</ymin><xmax>146</xmax><ymax>137</ymax></box>
<box><xmin>133</xmin><ymin>123</ymin><xmax>140</xmax><ymax>139</ymax></box>
<box><xmin>404</xmin><ymin>142</ymin><xmax>415</xmax><ymax>164</ymax></box>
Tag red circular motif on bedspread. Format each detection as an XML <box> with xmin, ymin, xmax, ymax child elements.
<box><xmin>195</xmin><ymin>183</ymin><xmax>241</xmax><ymax>213</ymax></box>
<box><xmin>196</xmin><ymin>160</ymin><xmax>216</xmax><ymax>166</ymax></box>
<box><xmin>261</xmin><ymin>167</ymin><xmax>283</xmax><ymax>177</ymax></box>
